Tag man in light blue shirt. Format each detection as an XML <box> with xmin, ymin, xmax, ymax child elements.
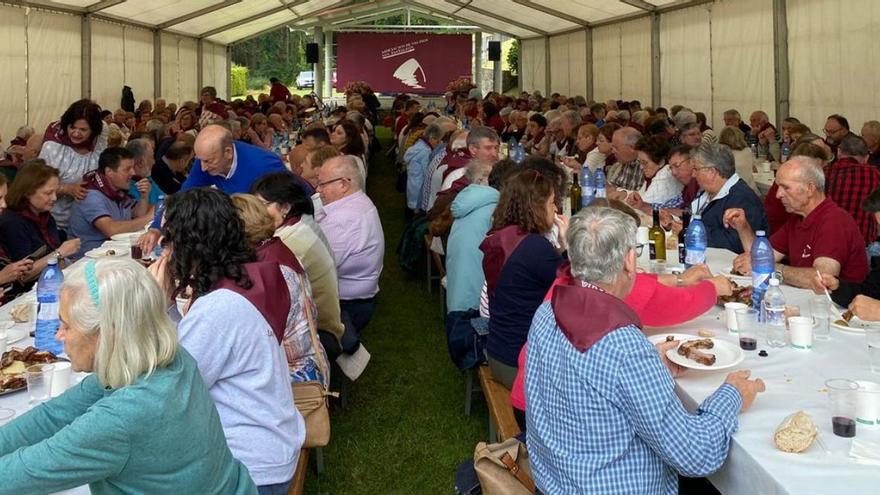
<box><xmin>403</xmin><ymin>121</ymin><xmax>444</xmax><ymax>213</ymax></box>
<box><xmin>526</xmin><ymin>206</ymin><xmax>766</xmax><ymax>494</ymax></box>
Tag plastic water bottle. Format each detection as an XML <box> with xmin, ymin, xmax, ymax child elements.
<box><xmin>35</xmin><ymin>258</ymin><xmax>64</xmax><ymax>355</ymax></box>
<box><xmin>581</xmin><ymin>167</ymin><xmax>595</xmax><ymax>208</ymax></box>
<box><xmin>751</xmin><ymin>230</ymin><xmax>775</xmax><ymax>317</ymax></box>
<box><xmin>684</xmin><ymin>215</ymin><xmax>707</xmax><ymax>268</ymax></box>
<box><xmin>152</xmin><ymin>195</ymin><xmax>166</xmax><ymax>258</ymax></box>
<box><xmin>763</xmin><ymin>278</ymin><xmax>787</xmax><ymax>346</ymax></box>
<box><xmin>750</xmin><ymin>142</ymin><xmax>759</xmax><ymax>158</ymax></box>
<box><xmin>594</xmin><ymin>168</ymin><xmax>606</xmax><ymax>198</ymax></box>
<box><xmin>512</xmin><ymin>143</ymin><xmax>525</xmax><ymax>164</ymax></box>
<box><xmin>780</xmin><ymin>141</ymin><xmax>791</xmax><ymax>163</ymax></box>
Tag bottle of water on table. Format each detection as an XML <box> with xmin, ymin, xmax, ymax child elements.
<box><xmin>763</xmin><ymin>277</ymin><xmax>787</xmax><ymax>347</ymax></box>
<box><xmin>35</xmin><ymin>258</ymin><xmax>64</xmax><ymax>355</ymax></box>
<box><xmin>751</xmin><ymin>230</ymin><xmax>775</xmax><ymax>319</ymax></box>
<box><xmin>684</xmin><ymin>215</ymin><xmax>707</xmax><ymax>268</ymax></box>
<box><xmin>581</xmin><ymin>167</ymin><xmax>595</xmax><ymax>209</ymax></box>
<box><xmin>594</xmin><ymin>168</ymin><xmax>606</xmax><ymax>199</ymax></box>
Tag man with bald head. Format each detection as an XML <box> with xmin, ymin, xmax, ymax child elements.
<box><xmin>317</xmin><ymin>155</ymin><xmax>385</xmax><ymax>341</ymax></box>
<box><xmin>748</xmin><ymin>110</ymin><xmax>779</xmax><ymax>161</ymax></box>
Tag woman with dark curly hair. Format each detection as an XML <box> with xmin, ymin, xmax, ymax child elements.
<box><xmin>479</xmin><ymin>168</ymin><xmax>567</xmax><ymax>388</ymax></box>
<box><xmin>148</xmin><ymin>187</ymin><xmax>305</xmax><ymax>495</ymax></box>
<box><xmin>38</xmin><ymin>99</ymin><xmax>108</xmax><ymax>231</ymax></box>
<box><xmin>330</xmin><ymin>119</ymin><xmax>367</xmax><ymax>179</ymax></box>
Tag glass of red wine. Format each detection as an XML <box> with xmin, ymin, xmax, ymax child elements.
<box><xmin>735</xmin><ymin>308</ymin><xmax>760</xmax><ymax>351</ymax></box>
<box><xmin>826</xmin><ymin>379</ymin><xmax>859</xmax><ymax>438</ymax></box>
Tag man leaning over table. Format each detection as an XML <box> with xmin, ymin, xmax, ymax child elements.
<box><xmin>724</xmin><ymin>155</ymin><xmax>868</xmax><ymax>289</ymax></box>
<box><xmin>526</xmin><ymin>206</ymin><xmax>765</xmax><ymax>495</ymax></box>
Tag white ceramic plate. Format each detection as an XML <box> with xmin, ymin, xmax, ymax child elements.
<box><xmin>832</xmin><ymin>316</ymin><xmax>880</xmax><ymax>334</ymax></box>
<box><xmin>84</xmin><ymin>246</ymin><xmax>128</xmax><ymax>259</ymax></box>
<box><xmin>722</xmin><ymin>267</ymin><xmax>753</xmax><ymax>284</ymax></box>
<box><xmin>647</xmin><ymin>333</ymin><xmax>696</xmax><ymax>345</ymax></box>
<box><xmin>110</xmin><ymin>232</ymin><xmax>139</xmax><ymax>242</ymax></box>
<box><xmin>666</xmin><ymin>337</ymin><xmax>745</xmax><ymax>371</ymax></box>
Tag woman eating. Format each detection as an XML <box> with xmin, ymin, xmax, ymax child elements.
<box><xmin>150</xmin><ymin>188</ymin><xmax>304</xmax><ymax>494</ymax></box>
<box><xmin>627</xmin><ymin>135</ymin><xmax>683</xmax><ymax>213</ymax></box>
<box><xmin>0</xmin><ymin>160</ymin><xmax>80</xmax><ymax>290</ymax></box>
<box><xmin>38</xmin><ymin>99</ymin><xmax>108</xmax><ymax>232</ymax></box>
<box><xmin>0</xmin><ymin>258</ymin><xmax>257</xmax><ymax>494</ymax></box>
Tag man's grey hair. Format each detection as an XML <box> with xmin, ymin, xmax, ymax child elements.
<box><xmin>332</xmin><ymin>154</ymin><xmax>365</xmax><ymax>190</ymax></box>
<box><xmin>125</xmin><ymin>138</ymin><xmax>152</xmax><ymax>161</ymax></box>
<box><xmin>614</xmin><ymin>126</ymin><xmax>642</xmax><ymax>146</ymax></box>
<box><xmin>673</xmin><ymin>110</ymin><xmax>697</xmax><ymax>130</ymax></box>
<box><xmin>693</xmin><ymin>142</ymin><xmax>736</xmax><ymax>179</ymax></box>
<box><xmin>562</xmin><ymin>110</ymin><xmax>582</xmax><ymax>127</ymax></box>
<box><xmin>788</xmin><ymin>155</ymin><xmax>826</xmax><ymax>190</ymax></box>
<box><xmin>543</xmin><ymin>109</ymin><xmax>562</xmax><ymax>123</ymax></box>
<box><xmin>466</xmin><ymin>126</ymin><xmax>500</xmax><ymax>149</ymax></box>
<box><xmin>464</xmin><ymin>159</ymin><xmax>493</xmax><ymax>184</ymax></box>
<box><xmin>617</xmin><ymin>110</ymin><xmax>631</xmax><ymax>122</ymax></box>
<box><xmin>723</xmin><ymin>109</ymin><xmax>741</xmax><ymax>119</ymax></box>
<box><xmin>423</xmin><ymin>122</ymin><xmax>445</xmax><ymax>141</ymax></box>
<box><xmin>631</xmin><ymin>110</ymin><xmax>650</xmax><ymax>126</ymax></box>
<box><xmin>862</xmin><ymin>120</ymin><xmax>880</xmax><ymax>137</ymax></box>
<box><xmin>227</xmin><ymin>119</ymin><xmax>241</xmax><ymax>133</ymax></box>
<box><xmin>838</xmin><ymin>134</ymin><xmax>870</xmax><ymax>158</ymax></box>
<box><xmin>567</xmin><ymin>206</ymin><xmax>637</xmax><ymax>285</ymax></box>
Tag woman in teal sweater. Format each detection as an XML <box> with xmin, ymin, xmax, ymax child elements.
<box><xmin>0</xmin><ymin>258</ymin><xmax>257</xmax><ymax>494</ymax></box>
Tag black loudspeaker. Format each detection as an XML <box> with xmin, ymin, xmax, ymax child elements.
<box><xmin>488</xmin><ymin>41</ymin><xmax>501</xmax><ymax>62</ymax></box>
<box><xmin>306</xmin><ymin>42</ymin><xmax>319</xmax><ymax>64</ymax></box>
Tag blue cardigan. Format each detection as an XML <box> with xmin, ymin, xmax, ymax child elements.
<box><xmin>696</xmin><ymin>178</ymin><xmax>768</xmax><ymax>254</ymax></box>
<box><xmin>181</xmin><ymin>141</ymin><xmax>287</xmax><ymax>194</ymax></box>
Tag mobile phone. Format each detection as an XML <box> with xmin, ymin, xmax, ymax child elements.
<box><xmin>26</xmin><ymin>246</ymin><xmax>48</xmax><ymax>261</ymax></box>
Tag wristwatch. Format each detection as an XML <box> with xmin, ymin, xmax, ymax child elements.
<box><xmin>676</xmin><ymin>274</ymin><xmax>684</xmax><ymax>287</ymax></box>
<box><xmin>54</xmin><ymin>250</ymin><xmax>62</xmax><ymax>261</ymax></box>
<box><xmin>774</xmin><ymin>264</ymin><xmax>785</xmax><ymax>284</ymax></box>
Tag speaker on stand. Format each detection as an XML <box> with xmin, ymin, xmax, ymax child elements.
<box><xmin>488</xmin><ymin>41</ymin><xmax>501</xmax><ymax>62</ymax></box>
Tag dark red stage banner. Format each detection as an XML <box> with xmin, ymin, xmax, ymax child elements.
<box><xmin>335</xmin><ymin>33</ymin><xmax>472</xmax><ymax>94</ymax></box>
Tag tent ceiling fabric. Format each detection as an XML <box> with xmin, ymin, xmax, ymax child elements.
<box><xmin>15</xmin><ymin>0</ymin><xmax>696</xmax><ymax>44</ymax></box>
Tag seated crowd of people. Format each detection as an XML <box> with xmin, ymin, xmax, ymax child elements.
<box><xmin>0</xmin><ymin>84</ymin><xmax>384</xmax><ymax>493</ymax></box>
<box><xmin>398</xmin><ymin>89</ymin><xmax>880</xmax><ymax>492</ymax></box>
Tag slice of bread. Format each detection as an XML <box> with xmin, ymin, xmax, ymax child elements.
<box><xmin>774</xmin><ymin>411</ymin><xmax>818</xmax><ymax>453</ymax></box>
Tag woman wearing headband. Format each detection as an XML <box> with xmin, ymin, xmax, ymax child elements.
<box><xmin>0</xmin><ymin>258</ymin><xmax>257</xmax><ymax>493</ymax></box>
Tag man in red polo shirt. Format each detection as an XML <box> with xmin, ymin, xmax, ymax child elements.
<box><xmin>825</xmin><ymin>135</ymin><xmax>880</xmax><ymax>245</ymax></box>
<box><xmin>723</xmin><ymin>156</ymin><xmax>868</xmax><ymax>289</ymax></box>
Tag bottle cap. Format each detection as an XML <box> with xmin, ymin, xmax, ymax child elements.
<box><xmin>756</xmin><ymin>230</ymin><xmax>765</xmax><ymax>236</ymax></box>
<box><xmin>48</xmin><ymin>257</ymin><xmax>58</xmax><ymax>265</ymax></box>
<box><xmin>693</xmin><ymin>214</ymin><xmax>701</xmax><ymax>220</ymax></box>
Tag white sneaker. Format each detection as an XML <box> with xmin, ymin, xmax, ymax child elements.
<box><xmin>336</xmin><ymin>344</ymin><xmax>371</xmax><ymax>381</ymax></box>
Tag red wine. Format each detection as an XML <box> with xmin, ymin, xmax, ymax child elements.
<box><xmin>832</xmin><ymin>416</ymin><xmax>856</xmax><ymax>438</ymax></box>
<box><xmin>130</xmin><ymin>245</ymin><xmax>143</xmax><ymax>260</ymax></box>
<box><xmin>739</xmin><ymin>337</ymin><xmax>757</xmax><ymax>350</ymax></box>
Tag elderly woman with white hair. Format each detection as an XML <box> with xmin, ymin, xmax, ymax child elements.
<box><xmin>0</xmin><ymin>258</ymin><xmax>257</xmax><ymax>494</ymax></box>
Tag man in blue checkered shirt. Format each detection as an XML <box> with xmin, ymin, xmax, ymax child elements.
<box><xmin>526</xmin><ymin>206</ymin><xmax>765</xmax><ymax>495</ymax></box>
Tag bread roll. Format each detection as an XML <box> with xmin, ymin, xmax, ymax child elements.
<box><xmin>773</xmin><ymin>411</ymin><xmax>818</xmax><ymax>453</ymax></box>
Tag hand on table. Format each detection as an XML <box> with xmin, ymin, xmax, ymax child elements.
<box><xmin>725</xmin><ymin>369</ymin><xmax>766</xmax><ymax>413</ymax></box>
<box><xmin>138</xmin><ymin>229</ymin><xmax>161</xmax><ymax>255</ymax></box>
<box><xmin>810</xmin><ymin>272</ymin><xmax>839</xmax><ymax>294</ymax></box>
<box><xmin>732</xmin><ymin>253</ymin><xmax>752</xmax><ymax>275</ymax></box>
<box><xmin>655</xmin><ymin>339</ymin><xmax>686</xmax><ymax>378</ymax></box>
<box><xmin>849</xmin><ymin>295</ymin><xmax>880</xmax><ymax>321</ymax></box>
<box><xmin>709</xmin><ymin>275</ymin><xmax>733</xmax><ymax>297</ymax></box>
<box><xmin>681</xmin><ymin>264</ymin><xmax>712</xmax><ymax>285</ymax></box>
<box><xmin>0</xmin><ymin>258</ymin><xmax>34</xmax><ymax>284</ymax></box>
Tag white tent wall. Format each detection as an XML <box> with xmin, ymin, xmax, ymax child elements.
<box><xmin>202</xmin><ymin>42</ymin><xmax>229</xmax><ymax>101</ymax></box>
<box><xmin>28</xmin><ymin>10</ymin><xmax>81</xmax><ymax>140</ymax></box>
<box><xmin>123</xmin><ymin>27</ymin><xmax>155</xmax><ymax>108</ymax></box>
<box><xmin>659</xmin><ymin>5</ymin><xmax>713</xmax><ymax>122</ymax></box>
<box><xmin>520</xmin><ymin>37</ymin><xmax>546</xmax><ymax>95</ymax></box>
<box><xmin>619</xmin><ymin>17</ymin><xmax>651</xmax><ymax>106</ymax></box>
<box><xmin>0</xmin><ymin>5</ymin><xmax>27</xmax><ymax>149</ymax></box>
<box><xmin>549</xmin><ymin>31</ymin><xmax>588</xmax><ymax>98</ymax></box>
<box><xmin>591</xmin><ymin>24</ymin><xmax>622</xmax><ymax>103</ymax></box>
<box><xmin>91</xmin><ymin>20</ymin><xmax>126</xmax><ymax>113</ymax></box>
<box><xmin>788</xmin><ymin>0</ymin><xmax>880</xmax><ymax>132</ymax></box>
<box><xmin>161</xmin><ymin>33</ymin><xmax>200</xmax><ymax>106</ymax></box>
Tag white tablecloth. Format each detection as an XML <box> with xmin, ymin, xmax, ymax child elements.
<box><xmin>645</xmin><ymin>249</ymin><xmax>880</xmax><ymax>494</ymax></box>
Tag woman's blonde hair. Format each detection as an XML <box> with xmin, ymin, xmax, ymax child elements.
<box><xmin>718</xmin><ymin>125</ymin><xmax>748</xmax><ymax>151</ymax></box>
<box><xmin>231</xmin><ymin>193</ymin><xmax>276</xmax><ymax>247</ymax></box>
<box><xmin>62</xmin><ymin>258</ymin><xmax>177</xmax><ymax>389</ymax></box>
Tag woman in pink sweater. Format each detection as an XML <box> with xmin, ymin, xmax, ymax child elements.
<box><xmin>509</xmin><ymin>265</ymin><xmax>731</xmax><ymax>413</ymax></box>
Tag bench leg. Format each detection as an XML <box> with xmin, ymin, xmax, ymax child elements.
<box><xmin>464</xmin><ymin>368</ymin><xmax>474</xmax><ymax>416</ymax></box>
<box><xmin>313</xmin><ymin>447</ymin><xmax>324</xmax><ymax>475</ymax></box>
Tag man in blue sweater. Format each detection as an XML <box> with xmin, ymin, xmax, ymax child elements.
<box><xmin>689</xmin><ymin>142</ymin><xmax>768</xmax><ymax>253</ymax></box>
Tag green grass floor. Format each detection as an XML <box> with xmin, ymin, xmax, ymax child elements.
<box><xmin>303</xmin><ymin>127</ymin><xmax>488</xmax><ymax>494</ymax></box>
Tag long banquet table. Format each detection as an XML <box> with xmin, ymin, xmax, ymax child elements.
<box><xmin>645</xmin><ymin>248</ymin><xmax>880</xmax><ymax>494</ymax></box>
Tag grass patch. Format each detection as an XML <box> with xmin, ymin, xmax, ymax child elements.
<box><xmin>303</xmin><ymin>127</ymin><xmax>488</xmax><ymax>494</ymax></box>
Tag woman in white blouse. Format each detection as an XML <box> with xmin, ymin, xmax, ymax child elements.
<box><xmin>38</xmin><ymin>99</ymin><xmax>108</xmax><ymax>231</ymax></box>
<box><xmin>627</xmin><ymin>135</ymin><xmax>683</xmax><ymax>213</ymax></box>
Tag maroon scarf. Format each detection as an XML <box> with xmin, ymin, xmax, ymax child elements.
<box><xmin>214</xmin><ymin>261</ymin><xmax>290</xmax><ymax>345</ymax></box>
<box><xmin>551</xmin><ymin>263</ymin><xmax>642</xmax><ymax>352</ymax></box>
<box><xmin>83</xmin><ymin>170</ymin><xmax>135</xmax><ymax>208</ymax></box>
<box><xmin>256</xmin><ymin>236</ymin><xmax>304</xmax><ymax>275</ymax></box>
<box><xmin>441</xmin><ymin>149</ymin><xmax>473</xmax><ymax>180</ymax></box>
<box><xmin>479</xmin><ymin>224</ymin><xmax>528</xmax><ymax>300</ymax></box>
<box><xmin>17</xmin><ymin>208</ymin><xmax>61</xmax><ymax>250</ymax></box>
<box><xmin>576</xmin><ymin>144</ymin><xmax>596</xmax><ymax>164</ymax></box>
<box><xmin>280</xmin><ymin>215</ymin><xmax>302</xmax><ymax>228</ymax></box>
<box><xmin>42</xmin><ymin>121</ymin><xmax>99</xmax><ymax>153</ymax></box>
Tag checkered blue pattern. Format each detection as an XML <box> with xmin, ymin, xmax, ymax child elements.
<box><xmin>525</xmin><ymin>301</ymin><xmax>742</xmax><ymax>494</ymax></box>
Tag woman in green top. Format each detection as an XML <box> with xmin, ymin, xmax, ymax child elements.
<box><xmin>0</xmin><ymin>258</ymin><xmax>257</xmax><ymax>495</ymax></box>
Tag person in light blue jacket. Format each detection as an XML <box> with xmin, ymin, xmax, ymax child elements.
<box><xmin>446</xmin><ymin>159</ymin><xmax>518</xmax><ymax>314</ymax></box>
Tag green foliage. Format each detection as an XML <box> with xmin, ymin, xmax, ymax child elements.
<box><xmin>248</xmin><ymin>76</ymin><xmax>269</xmax><ymax>92</ymax></box>
<box><xmin>231</xmin><ymin>28</ymin><xmax>311</xmax><ymax>87</ymax></box>
<box><xmin>230</xmin><ymin>64</ymin><xmax>248</xmax><ymax>97</ymax></box>
<box><xmin>507</xmin><ymin>39</ymin><xmax>520</xmax><ymax>76</ymax></box>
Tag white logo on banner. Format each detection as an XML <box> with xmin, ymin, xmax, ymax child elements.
<box><xmin>393</xmin><ymin>58</ymin><xmax>426</xmax><ymax>89</ymax></box>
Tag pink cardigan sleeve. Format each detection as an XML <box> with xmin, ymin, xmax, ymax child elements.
<box><xmin>624</xmin><ymin>273</ymin><xmax>717</xmax><ymax>327</ymax></box>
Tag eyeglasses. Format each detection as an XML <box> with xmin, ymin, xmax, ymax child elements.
<box><xmin>635</xmin><ymin>243</ymin><xmax>645</xmax><ymax>256</ymax></box>
<box><xmin>824</xmin><ymin>127</ymin><xmax>844</xmax><ymax>135</ymax></box>
<box><xmin>669</xmin><ymin>159</ymin><xmax>690</xmax><ymax>169</ymax></box>
<box><xmin>316</xmin><ymin>176</ymin><xmax>350</xmax><ymax>189</ymax></box>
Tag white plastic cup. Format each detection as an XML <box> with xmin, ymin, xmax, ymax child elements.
<box><xmin>50</xmin><ymin>361</ymin><xmax>72</xmax><ymax>398</ymax></box>
<box><xmin>724</xmin><ymin>302</ymin><xmax>748</xmax><ymax>333</ymax></box>
<box><xmin>789</xmin><ymin>316</ymin><xmax>813</xmax><ymax>350</ymax></box>
<box><xmin>856</xmin><ymin>381</ymin><xmax>880</xmax><ymax>426</ymax></box>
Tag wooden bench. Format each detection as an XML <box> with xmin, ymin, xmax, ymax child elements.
<box><xmin>477</xmin><ymin>365</ymin><xmax>522</xmax><ymax>442</ymax></box>
<box><xmin>286</xmin><ymin>449</ymin><xmax>310</xmax><ymax>495</ymax></box>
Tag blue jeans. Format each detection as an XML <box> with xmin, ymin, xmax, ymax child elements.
<box><xmin>257</xmin><ymin>480</ymin><xmax>291</xmax><ymax>495</ymax></box>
